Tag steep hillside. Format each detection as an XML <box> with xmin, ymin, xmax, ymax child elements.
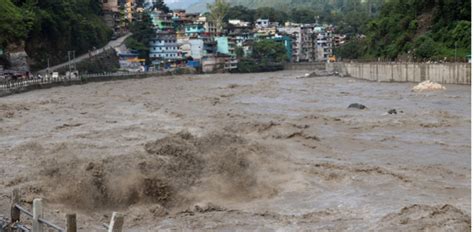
<box><xmin>1</xmin><ymin>0</ymin><xmax>112</xmax><ymax>70</ymax></box>
<box><xmin>336</xmin><ymin>0</ymin><xmax>471</xmax><ymax>60</ymax></box>
<box><xmin>0</xmin><ymin>0</ymin><xmax>31</xmax><ymax>47</ymax></box>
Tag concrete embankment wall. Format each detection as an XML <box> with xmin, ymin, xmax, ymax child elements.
<box><xmin>284</xmin><ymin>62</ymin><xmax>326</xmax><ymax>70</ymax></box>
<box><xmin>327</xmin><ymin>62</ymin><xmax>471</xmax><ymax>85</ymax></box>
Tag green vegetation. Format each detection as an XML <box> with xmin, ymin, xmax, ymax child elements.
<box><xmin>150</xmin><ymin>0</ymin><xmax>170</xmax><ymax>12</ymax></box>
<box><xmin>207</xmin><ymin>0</ymin><xmax>231</xmax><ymax>34</ymax></box>
<box><xmin>1</xmin><ymin>0</ymin><xmax>112</xmax><ymax>70</ymax></box>
<box><xmin>336</xmin><ymin>0</ymin><xmax>471</xmax><ymax>61</ymax></box>
<box><xmin>251</xmin><ymin>39</ymin><xmax>288</xmax><ymax>63</ymax></box>
<box><xmin>186</xmin><ymin>0</ymin><xmax>385</xmax><ymax>36</ymax></box>
<box><xmin>57</xmin><ymin>49</ymin><xmax>119</xmax><ymax>74</ymax></box>
<box><xmin>0</xmin><ymin>0</ymin><xmax>33</xmax><ymax>47</ymax></box>
<box><xmin>126</xmin><ymin>12</ymin><xmax>155</xmax><ymax>64</ymax></box>
<box><xmin>219</xmin><ymin>1</ymin><xmax>386</xmax><ymax>35</ymax></box>
<box><xmin>235</xmin><ymin>39</ymin><xmax>287</xmax><ymax>73</ymax></box>
<box><xmin>126</xmin><ymin>0</ymin><xmax>171</xmax><ymax>64</ymax></box>
<box><xmin>224</xmin><ymin>5</ymin><xmax>256</xmax><ymax>23</ymax></box>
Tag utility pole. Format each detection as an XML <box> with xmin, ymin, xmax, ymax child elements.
<box><xmin>72</xmin><ymin>50</ymin><xmax>76</xmax><ymax>71</ymax></box>
<box><xmin>68</xmin><ymin>51</ymin><xmax>71</xmax><ymax>74</ymax></box>
<box><xmin>47</xmin><ymin>57</ymin><xmax>50</xmax><ymax>76</ymax></box>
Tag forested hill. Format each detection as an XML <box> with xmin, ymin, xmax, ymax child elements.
<box><xmin>177</xmin><ymin>0</ymin><xmax>386</xmax><ymax>16</ymax></box>
<box><xmin>0</xmin><ymin>0</ymin><xmax>112</xmax><ymax>70</ymax></box>
<box><xmin>336</xmin><ymin>0</ymin><xmax>471</xmax><ymax>60</ymax></box>
<box><xmin>181</xmin><ymin>0</ymin><xmax>385</xmax><ymax>36</ymax></box>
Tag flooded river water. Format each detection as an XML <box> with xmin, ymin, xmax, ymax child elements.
<box><xmin>0</xmin><ymin>70</ymin><xmax>470</xmax><ymax>231</ymax></box>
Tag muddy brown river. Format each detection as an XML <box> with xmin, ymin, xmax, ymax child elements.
<box><xmin>0</xmin><ymin>70</ymin><xmax>470</xmax><ymax>231</ymax></box>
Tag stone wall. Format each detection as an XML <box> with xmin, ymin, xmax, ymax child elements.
<box><xmin>6</xmin><ymin>42</ymin><xmax>30</xmax><ymax>72</ymax></box>
<box><xmin>327</xmin><ymin>62</ymin><xmax>471</xmax><ymax>85</ymax></box>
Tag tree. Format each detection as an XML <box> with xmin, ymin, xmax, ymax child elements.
<box><xmin>0</xmin><ymin>0</ymin><xmax>33</xmax><ymax>47</ymax></box>
<box><xmin>126</xmin><ymin>12</ymin><xmax>155</xmax><ymax>64</ymax></box>
<box><xmin>207</xmin><ymin>0</ymin><xmax>230</xmax><ymax>34</ymax></box>
<box><xmin>414</xmin><ymin>36</ymin><xmax>438</xmax><ymax>59</ymax></box>
<box><xmin>340</xmin><ymin>0</ymin><xmax>472</xmax><ymax>60</ymax></box>
<box><xmin>6</xmin><ymin>0</ymin><xmax>112</xmax><ymax>69</ymax></box>
<box><xmin>334</xmin><ymin>40</ymin><xmax>364</xmax><ymax>60</ymax></box>
<box><xmin>290</xmin><ymin>8</ymin><xmax>317</xmax><ymax>24</ymax></box>
<box><xmin>251</xmin><ymin>39</ymin><xmax>288</xmax><ymax>63</ymax></box>
<box><xmin>152</xmin><ymin>0</ymin><xmax>170</xmax><ymax>13</ymax></box>
<box><xmin>225</xmin><ymin>5</ymin><xmax>256</xmax><ymax>23</ymax></box>
<box><xmin>255</xmin><ymin>7</ymin><xmax>288</xmax><ymax>24</ymax></box>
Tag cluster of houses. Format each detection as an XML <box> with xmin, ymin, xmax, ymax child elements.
<box><xmin>103</xmin><ymin>1</ymin><xmax>347</xmax><ymax>72</ymax></box>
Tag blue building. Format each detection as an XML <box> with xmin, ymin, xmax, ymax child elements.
<box><xmin>149</xmin><ymin>31</ymin><xmax>181</xmax><ymax>67</ymax></box>
<box><xmin>185</xmin><ymin>24</ymin><xmax>205</xmax><ymax>37</ymax></box>
<box><xmin>216</xmin><ymin>37</ymin><xmax>229</xmax><ymax>55</ymax></box>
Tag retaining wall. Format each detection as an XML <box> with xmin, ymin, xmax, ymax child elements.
<box><xmin>284</xmin><ymin>62</ymin><xmax>326</xmax><ymax>70</ymax></box>
<box><xmin>327</xmin><ymin>62</ymin><xmax>471</xmax><ymax>85</ymax></box>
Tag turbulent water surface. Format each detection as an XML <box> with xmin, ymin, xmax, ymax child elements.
<box><xmin>0</xmin><ymin>70</ymin><xmax>470</xmax><ymax>231</ymax></box>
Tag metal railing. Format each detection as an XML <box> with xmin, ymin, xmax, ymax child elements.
<box><xmin>7</xmin><ymin>189</ymin><xmax>125</xmax><ymax>232</ymax></box>
<box><xmin>0</xmin><ymin>68</ymin><xmax>193</xmax><ymax>93</ymax></box>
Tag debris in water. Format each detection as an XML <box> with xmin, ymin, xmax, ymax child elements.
<box><xmin>412</xmin><ymin>80</ymin><xmax>446</xmax><ymax>92</ymax></box>
<box><xmin>388</xmin><ymin>109</ymin><xmax>397</xmax><ymax>114</ymax></box>
<box><xmin>348</xmin><ymin>103</ymin><xmax>367</xmax><ymax>110</ymax></box>
<box><xmin>297</xmin><ymin>70</ymin><xmax>337</xmax><ymax>79</ymax></box>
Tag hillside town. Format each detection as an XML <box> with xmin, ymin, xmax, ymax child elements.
<box><xmin>106</xmin><ymin>0</ymin><xmax>346</xmax><ymax>72</ymax></box>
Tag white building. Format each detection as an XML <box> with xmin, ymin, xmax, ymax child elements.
<box><xmin>178</xmin><ymin>39</ymin><xmax>204</xmax><ymax>60</ymax></box>
<box><xmin>197</xmin><ymin>16</ymin><xmax>217</xmax><ymax>36</ymax></box>
<box><xmin>278</xmin><ymin>23</ymin><xmax>314</xmax><ymax>62</ymax></box>
<box><xmin>314</xmin><ymin>26</ymin><xmax>333</xmax><ymax>62</ymax></box>
<box><xmin>255</xmin><ymin>19</ymin><xmax>270</xmax><ymax>29</ymax></box>
<box><xmin>228</xmin><ymin>19</ymin><xmax>250</xmax><ymax>27</ymax></box>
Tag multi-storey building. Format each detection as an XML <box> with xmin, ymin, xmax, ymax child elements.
<box><xmin>149</xmin><ymin>10</ymin><xmax>181</xmax><ymax>68</ymax></box>
<box><xmin>197</xmin><ymin>16</ymin><xmax>217</xmax><ymax>37</ymax></box>
<box><xmin>278</xmin><ymin>22</ymin><xmax>336</xmax><ymax>62</ymax></box>
<box><xmin>226</xmin><ymin>21</ymin><xmax>253</xmax><ymax>56</ymax></box>
<box><xmin>102</xmin><ymin>0</ymin><xmax>120</xmax><ymax>32</ymax></box>
<box><xmin>314</xmin><ymin>26</ymin><xmax>333</xmax><ymax>62</ymax></box>
<box><xmin>300</xmin><ymin>24</ymin><xmax>315</xmax><ymax>62</ymax></box>
<box><xmin>150</xmin><ymin>11</ymin><xmax>173</xmax><ymax>31</ymax></box>
<box><xmin>149</xmin><ymin>31</ymin><xmax>180</xmax><ymax>65</ymax></box>
<box><xmin>185</xmin><ymin>24</ymin><xmax>205</xmax><ymax>37</ymax></box>
<box><xmin>179</xmin><ymin>39</ymin><xmax>204</xmax><ymax>60</ymax></box>
<box><xmin>278</xmin><ymin>24</ymin><xmax>302</xmax><ymax>62</ymax></box>
<box><xmin>118</xmin><ymin>0</ymin><xmax>135</xmax><ymax>22</ymax></box>
<box><xmin>255</xmin><ymin>19</ymin><xmax>270</xmax><ymax>29</ymax></box>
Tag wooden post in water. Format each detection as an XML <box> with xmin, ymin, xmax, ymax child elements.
<box><xmin>108</xmin><ymin>212</ymin><xmax>124</xmax><ymax>232</ymax></box>
<box><xmin>32</xmin><ymin>198</ymin><xmax>43</xmax><ymax>232</ymax></box>
<box><xmin>66</xmin><ymin>213</ymin><xmax>77</xmax><ymax>232</ymax></box>
<box><xmin>10</xmin><ymin>189</ymin><xmax>20</xmax><ymax>223</ymax></box>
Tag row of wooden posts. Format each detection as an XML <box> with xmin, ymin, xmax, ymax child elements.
<box><xmin>10</xmin><ymin>189</ymin><xmax>124</xmax><ymax>232</ymax></box>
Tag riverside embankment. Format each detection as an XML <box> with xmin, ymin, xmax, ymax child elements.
<box><xmin>327</xmin><ymin>62</ymin><xmax>471</xmax><ymax>85</ymax></box>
